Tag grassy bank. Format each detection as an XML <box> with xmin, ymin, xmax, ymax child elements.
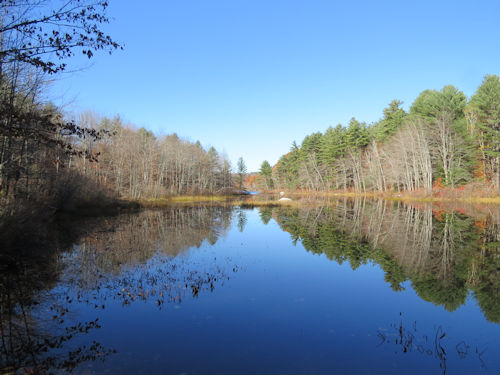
<box><xmin>130</xmin><ymin>195</ymin><xmax>233</xmax><ymax>208</ymax></box>
<box><xmin>5</xmin><ymin>188</ymin><xmax>498</xmax><ymax>226</ymax></box>
<box><xmin>119</xmin><ymin>190</ymin><xmax>500</xmax><ymax>209</ymax></box>
<box><xmin>53</xmin><ymin>190</ymin><xmax>500</xmax><ymax>214</ymax></box>
<box><xmin>255</xmin><ymin>188</ymin><xmax>500</xmax><ymax>204</ymax></box>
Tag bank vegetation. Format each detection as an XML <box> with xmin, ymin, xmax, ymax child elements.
<box><xmin>0</xmin><ymin>1</ymin><xmax>235</xmax><ymax>219</ymax></box>
<box><xmin>256</xmin><ymin>77</ymin><xmax>500</xmax><ymax>200</ymax></box>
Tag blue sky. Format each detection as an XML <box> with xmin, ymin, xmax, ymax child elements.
<box><xmin>51</xmin><ymin>0</ymin><xmax>500</xmax><ymax>172</ymax></box>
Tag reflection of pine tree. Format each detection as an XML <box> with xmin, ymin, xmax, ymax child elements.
<box><xmin>259</xmin><ymin>208</ymin><xmax>273</xmax><ymax>225</ymax></box>
<box><xmin>473</xmin><ymin>212</ymin><xmax>500</xmax><ymax>322</ymax></box>
<box><xmin>271</xmin><ymin>200</ymin><xmax>500</xmax><ymax>319</ymax></box>
<box><xmin>237</xmin><ymin>208</ymin><xmax>247</xmax><ymax>232</ymax></box>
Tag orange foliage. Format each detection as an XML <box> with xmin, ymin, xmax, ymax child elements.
<box><xmin>433</xmin><ymin>209</ymin><xmax>445</xmax><ymax>222</ymax></box>
<box><xmin>244</xmin><ymin>174</ymin><xmax>259</xmax><ymax>189</ymax></box>
<box><xmin>472</xmin><ymin>160</ymin><xmax>486</xmax><ymax>180</ymax></box>
<box><xmin>475</xmin><ymin>220</ymin><xmax>485</xmax><ymax>230</ymax></box>
<box><xmin>433</xmin><ymin>177</ymin><xmax>445</xmax><ymax>190</ymax></box>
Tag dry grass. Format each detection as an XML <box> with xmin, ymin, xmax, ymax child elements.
<box><xmin>169</xmin><ymin>195</ymin><xmax>230</xmax><ymax>202</ymax></box>
<box><xmin>131</xmin><ymin>196</ymin><xmax>232</xmax><ymax>208</ymax></box>
<box><xmin>125</xmin><ymin>195</ymin><xmax>328</xmax><ymax>209</ymax></box>
<box><xmin>121</xmin><ymin>187</ymin><xmax>500</xmax><ymax>209</ymax></box>
<box><xmin>264</xmin><ymin>188</ymin><xmax>500</xmax><ymax>205</ymax></box>
<box><xmin>235</xmin><ymin>200</ymin><xmax>307</xmax><ymax>208</ymax></box>
<box><xmin>460</xmin><ymin>197</ymin><xmax>500</xmax><ymax>204</ymax></box>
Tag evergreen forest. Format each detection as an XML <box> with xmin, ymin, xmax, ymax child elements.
<box><xmin>258</xmin><ymin>78</ymin><xmax>500</xmax><ymax>195</ymax></box>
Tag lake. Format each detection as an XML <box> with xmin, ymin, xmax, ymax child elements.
<box><xmin>2</xmin><ymin>200</ymin><xmax>500</xmax><ymax>374</ymax></box>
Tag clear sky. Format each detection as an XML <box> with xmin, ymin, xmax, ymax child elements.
<box><xmin>51</xmin><ymin>0</ymin><xmax>500</xmax><ymax>172</ymax></box>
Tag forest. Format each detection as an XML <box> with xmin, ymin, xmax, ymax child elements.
<box><xmin>257</xmin><ymin>77</ymin><xmax>500</xmax><ymax>195</ymax></box>
<box><xmin>1</xmin><ymin>0</ymin><xmax>499</xmax><ymax>222</ymax></box>
<box><xmin>0</xmin><ymin>0</ymin><xmax>233</xmax><ymax>217</ymax></box>
<box><xmin>2</xmin><ymin>2</ymin><xmax>500</xmax><ymax>374</ymax></box>
<box><xmin>57</xmin><ymin>113</ymin><xmax>233</xmax><ymax>199</ymax></box>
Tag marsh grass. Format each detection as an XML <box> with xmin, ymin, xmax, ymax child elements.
<box><xmin>131</xmin><ymin>196</ymin><xmax>232</xmax><ymax>208</ymax></box>
<box><xmin>259</xmin><ymin>189</ymin><xmax>500</xmax><ymax>204</ymax></box>
<box><xmin>87</xmin><ymin>186</ymin><xmax>500</xmax><ymax>212</ymax></box>
<box><xmin>170</xmin><ymin>195</ymin><xmax>230</xmax><ymax>202</ymax></box>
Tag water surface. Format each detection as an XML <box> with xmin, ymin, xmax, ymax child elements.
<box><xmin>2</xmin><ymin>201</ymin><xmax>500</xmax><ymax>374</ymax></box>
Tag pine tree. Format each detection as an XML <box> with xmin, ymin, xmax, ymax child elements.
<box><xmin>468</xmin><ymin>75</ymin><xmax>500</xmax><ymax>188</ymax></box>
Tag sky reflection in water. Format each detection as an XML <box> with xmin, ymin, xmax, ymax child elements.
<box><xmin>1</xmin><ymin>202</ymin><xmax>499</xmax><ymax>374</ymax></box>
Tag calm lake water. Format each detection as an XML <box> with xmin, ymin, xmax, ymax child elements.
<box><xmin>2</xmin><ymin>200</ymin><xmax>500</xmax><ymax>374</ymax></box>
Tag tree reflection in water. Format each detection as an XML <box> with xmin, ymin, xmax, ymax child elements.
<box><xmin>0</xmin><ymin>206</ymin><xmax>235</xmax><ymax>374</ymax></box>
<box><xmin>2</xmin><ymin>201</ymin><xmax>500</xmax><ymax>374</ymax></box>
<box><xmin>0</xmin><ymin>245</ymin><xmax>116</xmax><ymax>374</ymax></box>
<box><xmin>265</xmin><ymin>199</ymin><xmax>500</xmax><ymax>322</ymax></box>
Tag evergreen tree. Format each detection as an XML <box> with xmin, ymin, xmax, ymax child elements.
<box><xmin>300</xmin><ymin>132</ymin><xmax>323</xmax><ymax>158</ymax></box>
<box><xmin>345</xmin><ymin>118</ymin><xmax>370</xmax><ymax>148</ymax></box>
<box><xmin>375</xmin><ymin>100</ymin><xmax>407</xmax><ymax>142</ymax></box>
<box><xmin>259</xmin><ymin>160</ymin><xmax>273</xmax><ymax>190</ymax></box>
<box><xmin>318</xmin><ymin>125</ymin><xmax>347</xmax><ymax>165</ymax></box>
<box><xmin>237</xmin><ymin>157</ymin><xmax>247</xmax><ymax>191</ymax></box>
<box><xmin>468</xmin><ymin>75</ymin><xmax>500</xmax><ymax>188</ymax></box>
<box><xmin>411</xmin><ymin>85</ymin><xmax>473</xmax><ymax>186</ymax></box>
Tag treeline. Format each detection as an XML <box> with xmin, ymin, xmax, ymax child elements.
<box><xmin>0</xmin><ymin>0</ymin><xmax>234</xmax><ymax>215</ymax></box>
<box><xmin>0</xmin><ymin>83</ymin><xmax>233</xmax><ymax>207</ymax></box>
<box><xmin>70</xmin><ymin>113</ymin><xmax>233</xmax><ymax>199</ymax></box>
<box><xmin>0</xmin><ymin>64</ymin><xmax>104</xmax><ymax>209</ymax></box>
<box><xmin>259</xmin><ymin>76</ymin><xmax>500</xmax><ymax>193</ymax></box>
<box><xmin>1</xmin><ymin>86</ymin><xmax>233</xmax><ymax>208</ymax></box>
<box><xmin>0</xmin><ymin>75</ymin><xmax>232</xmax><ymax>210</ymax></box>
<box><xmin>0</xmin><ymin>0</ymin><xmax>110</xmax><ymax>211</ymax></box>
<box><xmin>0</xmin><ymin>76</ymin><xmax>233</xmax><ymax>210</ymax></box>
<box><xmin>0</xmin><ymin>63</ymin><xmax>232</xmax><ymax>213</ymax></box>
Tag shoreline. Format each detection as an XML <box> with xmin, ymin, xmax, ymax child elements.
<box><xmin>2</xmin><ymin>190</ymin><xmax>499</xmax><ymax>223</ymax></box>
<box><xmin>121</xmin><ymin>190</ymin><xmax>500</xmax><ymax>210</ymax></box>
